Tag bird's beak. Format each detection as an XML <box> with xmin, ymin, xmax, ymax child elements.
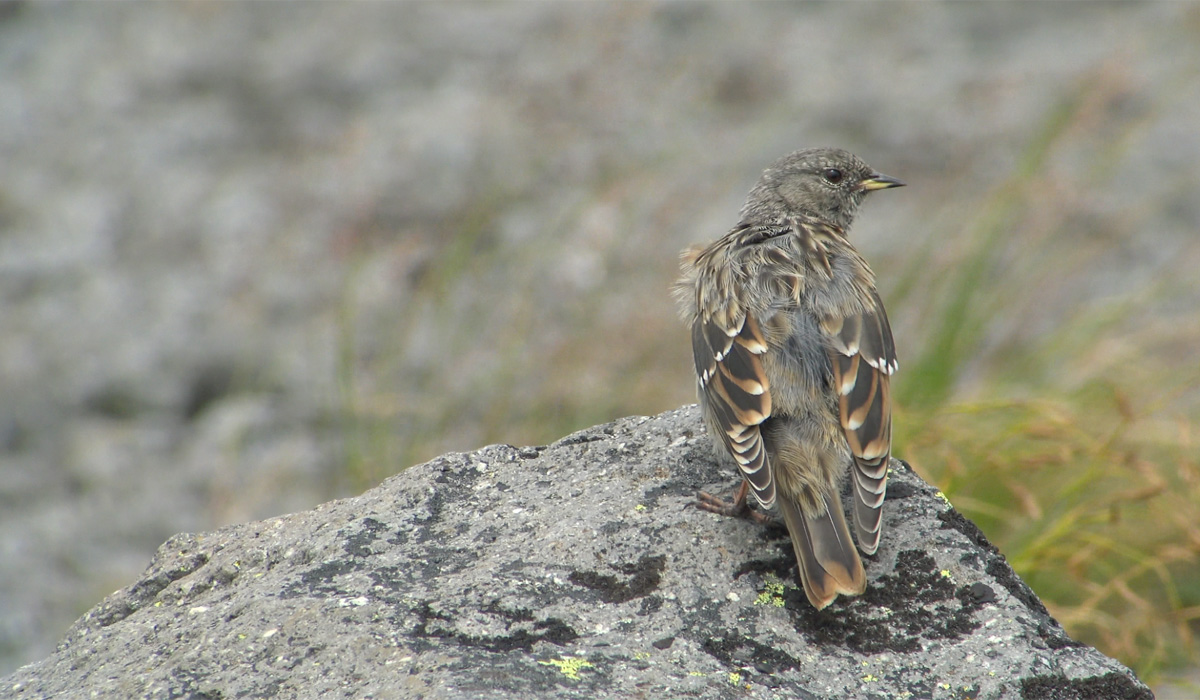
<box><xmin>858</xmin><ymin>173</ymin><xmax>905</xmax><ymax>192</ymax></box>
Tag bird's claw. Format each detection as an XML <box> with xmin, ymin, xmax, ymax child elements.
<box><xmin>694</xmin><ymin>490</ymin><xmax>770</xmax><ymax>524</ymax></box>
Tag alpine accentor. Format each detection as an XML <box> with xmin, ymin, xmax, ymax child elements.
<box><xmin>675</xmin><ymin>147</ymin><xmax>902</xmax><ymax>609</ymax></box>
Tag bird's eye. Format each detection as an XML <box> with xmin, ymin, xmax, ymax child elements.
<box><xmin>822</xmin><ymin>168</ymin><xmax>844</xmax><ymax>184</ymax></box>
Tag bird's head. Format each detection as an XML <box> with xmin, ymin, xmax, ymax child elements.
<box><xmin>743</xmin><ymin>147</ymin><xmax>904</xmax><ymax>231</ymax></box>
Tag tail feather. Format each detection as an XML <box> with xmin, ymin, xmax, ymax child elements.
<box><xmin>851</xmin><ymin>491</ymin><xmax>884</xmax><ymax>555</ymax></box>
<box><xmin>779</xmin><ymin>491</ymin><xmax>866</xmax><ymax>610</ymax></box>
<box><xmin>851</xmin><ymin>456</ymin><xmax>887</xmax><ymax>555</ymax></box>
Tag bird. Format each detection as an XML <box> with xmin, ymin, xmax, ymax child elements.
<box><xmin>674</xmin><ymin>147</ymin><xmax>902</xmax><ymax>610</ymax></box>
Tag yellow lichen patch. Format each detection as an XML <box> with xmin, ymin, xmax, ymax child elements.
<box><xmin>539</xmin><ymin>656</ymin><xmax>594</xmax><ymax>680</ymax></box>
<box><xmin>754</xmin><ymin>573</ymin><xmax>787</xmax><ymax>607</ymax></box>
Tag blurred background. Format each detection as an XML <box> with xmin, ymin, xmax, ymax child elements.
<box><xmin>1</xmin><ymin>1</ymin><xmax>1197</xmax><ymax>692</ymax></box>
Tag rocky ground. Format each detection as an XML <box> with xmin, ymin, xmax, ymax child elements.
<box><xmin>1</xmin><ymin>2</ymin><xmax>1197</xmax><ymax>692</ymax></box>
<box><xmin>0</xmin><ymin>407</ymin><xmax>1153</xmax><ymax>699</ymax></box>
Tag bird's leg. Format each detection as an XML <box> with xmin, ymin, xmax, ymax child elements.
<box><xmin>696</xmin><ymin>480</ymin><xmax>770</xmax><ymax>524</ymax></box>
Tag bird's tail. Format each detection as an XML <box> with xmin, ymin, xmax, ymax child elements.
<box><xmin>778</xmin><ymin>490</ymin><xmax>866</xmax><ymax>610</ymax></box>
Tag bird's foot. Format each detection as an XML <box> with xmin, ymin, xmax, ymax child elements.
<box><xmin>694</xmin><ymin>482</ymin><xmax>770</xmax><ymax>524</ymax></box>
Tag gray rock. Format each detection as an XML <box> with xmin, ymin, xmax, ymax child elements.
<box><xmin>1</xmin><ymin>407</ymin><xmax>1151</xmax><ymax>699</ymax></box>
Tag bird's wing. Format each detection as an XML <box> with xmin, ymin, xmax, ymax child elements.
<box><xmin>821</xmin><ymin>289</ymin><xmax>896</xmax><ymax>554</ymax></box>
<box><xmin>692</xmin><ymin>302</ymin><xmax>776</xmax><ymax>508</ymax></box>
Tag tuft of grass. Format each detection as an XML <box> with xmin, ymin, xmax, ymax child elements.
<box><xmin>898</xmin><ymin>389</ymin><xmax>1200</xmax><ymax>678</ymax></box>
<box><xmin>892</xmin><ymin>62</ymin><xmax>1200</xmax><ymax>681</ymax></box>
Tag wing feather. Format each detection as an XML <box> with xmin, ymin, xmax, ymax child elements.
<box><xmin>825</xmin><ymin>289</ymin><xmax>896</xmax><ymax>555</ymax></box>
<box><xmin>693</xmin><ymin>308</ymin><xmax>776</xmax><ymax>507</ymax></box>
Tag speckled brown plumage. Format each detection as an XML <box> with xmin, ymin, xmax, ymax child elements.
<box><xmin>675</xmin><ymin>147</ymin><xmax>902</xmax><ymax>609</ymax></box>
